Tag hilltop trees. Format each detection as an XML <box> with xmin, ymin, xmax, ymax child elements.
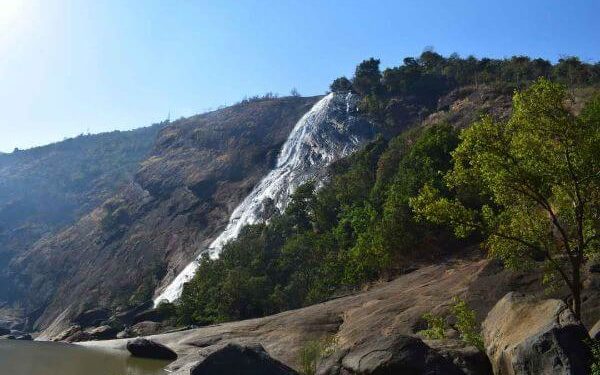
<box><xmin>411</xmin><ymin>79</ymin><xmax>600</xmax><ymax>319</ymax></box>
<box><xmin>330</xmin><ymin>77</ymin><xmax>353</xmax><ymax>93</ymax></box>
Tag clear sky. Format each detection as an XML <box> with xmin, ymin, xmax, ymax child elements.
<box><xmin>0</xmin><ymin>0</ymin><xmax>598</xmax><ymax>152</ymax></box>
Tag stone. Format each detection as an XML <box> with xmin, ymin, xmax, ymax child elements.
<box><xmin>590</xmin><ymin>319</ymin><xmax>600</xmax><ymax>340</ymax></box>
<box><xmin>129</xmin><ymin>321</ymin><xmax>162</xmax><ymax>337</ymax></box>
<box><xmin>73</xmin><ymin>308</ymin><xmax>111</xmax><ymax>328</ymax></box>
<box><xmin>85</xmin><ymin>325</ymin><xmax>118</xmax><ymax>340</ymax></box>
<box><xmin>14</xmin><ymin>334</ymin><xmax>32</xmax><ymax>340</ymax></box>
<box><xmin>54</xmin><ymin>325</ymin><xmax>82</xmax><ymax>342</ymax></box>
<box><xmin>190</xmin><ymin>342</ymin><xmax>298</xmax><ymax>375</ymax></box>
<box><xmin>425</xmin><ymin>338</ymin><xmax>492</xmax><ymax>375</ymax></box>
<box><xmin>127</xmin><ymin>338</ymin><xmax>178</xmax><ymax>360</ymax></box>
<box><xmin>482</xmin><ymin>292</ymin><xmax>591</xmax><ymax>375</ymax></box>
<box><xmin>318</xmin><ymin>334</ymin><xmax>464</xmax><ymax>375</ymax></box>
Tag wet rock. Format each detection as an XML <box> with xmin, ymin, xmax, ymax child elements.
<box><xmin>127</xmin><ymin>338</ymin><xmax>178</xmax><ymax>360</ymax></box>
<box><xmin>482</xmin><ymin>292</ymin><xmax>591</xmax><ymax>375</ymax></box>
<box><xmin>190</xmin><ymin>342</ymin><xmax>298</xmax><ymax>375</ymax></box>
<box><xmin>318</xmin><ymin>334</ymin><xmax>464</xmax><ymax>375</ymax></box>
<box><xmin>14</xmin><ymin>334</ymin><xmax>32</xmax><ymax>340</ymax></box>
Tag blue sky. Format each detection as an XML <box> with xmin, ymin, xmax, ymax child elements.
<box><xmin>0</xmin><ymin>0</ymin><xmax>598</xmax><ymax>152</ymax></box>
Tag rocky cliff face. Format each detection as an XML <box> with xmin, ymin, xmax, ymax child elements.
<box><xmin>6</xmin><ymin>96</ymin><xmax>321</xmax><ymax>333</ymax></box>
<box><xmin>0</xmin><ymin>125</ymin><xmax>162</xmax><ymax>311</ymax></box>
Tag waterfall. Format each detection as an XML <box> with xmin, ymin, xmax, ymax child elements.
<box><xmin>154</xmin><ymin>92</ymin><xmax>372</xmax><ymax>305</ymax></box>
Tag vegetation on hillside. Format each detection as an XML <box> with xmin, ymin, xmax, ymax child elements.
<box><xmin>412</xmin><ymin>79</ymin><xmax>600</xmax><ymax>319</ymax></box>
<box><xmin>333</xmin><ymin>51</ymin><xmax>600</xmax><ymax>132</ymax></box>
<box><xmin>176</xmin><ymin>52</ymin><xmax>599</xmax><ymax>325</ymax></box>
<box><xmin>177</xmin><ymin>123</ymin><xmax>465</xmax><ymax>325</ymax></box>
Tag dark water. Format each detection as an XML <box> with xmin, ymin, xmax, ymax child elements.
<box><xmin>0</xmin><ymin>340</ymin><xmax>170</xmax><ymax>375</ymax></box>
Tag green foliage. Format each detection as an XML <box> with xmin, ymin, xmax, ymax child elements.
<box><xmin>177</xmin><ymin>124</ymin><xmax>462</xmax><ymax>325</ymax></box>
<box><xmin>353</xmin><ymin>58</ymin><xmax>382</xmax><ymax>96</ymax></box>
<box><xmin>412</xmin><ymin>79</ymin><xmax>600</xmax><ymax>318</ymax></box>
<box><xmin>419</xmin><ymin>297</ymin><xmax>483</xmax><ymax>350</ymax></box>
<box><xmin>590</xmin><ymin>339</ymin><xmax>600</xmax><ymax>375</ymax></box>
<box><xmin>330</xmin><ymin>77</ymin><xmax>353</xmax><ymax>93</ymax></box>
<box><xmin>299</xmin><ymin>336</ymin><xmax>338</xmax><ymax>375</ymax></box>
<box><xmin>420</xmin><ymin>313</ymin><xmax>447</xmax><ymax>340</ymax></box>
<box><xmin>345</xmin><ymin>50</ymin><xmax>599</xmax><ymax>131</ymax></box>
<box><xmin>451</xmin><ymin>297</ymin><xmax>484</xmax><ymax>350</ymax></box>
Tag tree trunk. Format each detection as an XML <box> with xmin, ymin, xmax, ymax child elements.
<box><xmin>571</xmin><ymin>265</ymin><xmax>582</xmax><ymax>320</ymax></box>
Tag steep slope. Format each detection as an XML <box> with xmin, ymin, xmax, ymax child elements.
<box><xmin>8</xmin><ymin>96</ymin><xmax>320</xmax><ymax>332</ymax></box>
<box><xmin>156</xmin><ymin>92</ymin><xmax>374</xmax><ymax>304</ymax></box>
<box><xmin>0</xmin><ymin>125</ymin><xmax>163</xmax><ymax>305</ymax></box>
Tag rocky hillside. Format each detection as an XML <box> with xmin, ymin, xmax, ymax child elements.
<box><xmin>0</xmin><ymin>125</ymin><xmax>163</xmax><ymax>304</ymax></box>
<box><xmin>80</xmin><ymin>254</ymin><xmax>600</xmax><ymax>374</ymax></box>
<box><xmin>5</xmin><ymin>96</ymin><xmax>319</xmax><ymax>332</ymax></box>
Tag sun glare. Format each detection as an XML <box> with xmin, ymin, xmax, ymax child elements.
<box><xmin>0</xmin><ymin>0</ymin><xmax>25</xmax><ymax>30</ymax></box>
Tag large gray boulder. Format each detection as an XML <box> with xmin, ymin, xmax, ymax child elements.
<box><xmin>482</xmin><ymin>292</ymin><xmax>591</xmax><ymax>375</ymax></box>
<box><xmin>189</xmin><ymin>342</ymin><xmax>298</xmax><ymax>375</ymax></box>
<box><xmin>127</xmin><ymin>338</ymin><xmax>178</xmax><ymax>360</ymax></box>
<box><xmin>317</xmin><ymin>334</ymin><xmax>465</xmax><ymax>375</ymax></box>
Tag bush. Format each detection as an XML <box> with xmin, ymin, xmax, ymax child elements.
<box><xmin>451</xmin><ymin>297</ymin><xmax>484</xmax><ymax>350</ymax></box>
<box><xmin>420</xmin><ymin>312</ymin><xmax>447</xmax><ymax>339</ymax></box>
<box><xmin>298</xmin><ymin>336</ymin><xmax>337</xmax><ymax>375</ymax></box>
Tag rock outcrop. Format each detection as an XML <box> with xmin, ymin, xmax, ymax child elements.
<box><xmin>482</xmin><ymin>292</ymin><xmax>591</xmax><ymax>375</ymax></box>
<box><xmin>127</xmin><ymin>338</ymin><xmax>178</xmax><ymax>360</ymax></box>
<box><xmin>186</xmin><ymin>342</ymin><xmax>298</xmax><ymax>375</ymax></box>
<box><xmin>424</xmin><ymin>339</ymin><xmax>492</xmax><ymax>375</ymax></box>
<box><xmin>317</xmin><ymin>334</ymin><xmax>464</xmax><ymax>375</ymax></box>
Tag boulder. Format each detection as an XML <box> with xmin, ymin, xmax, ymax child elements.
<box><xmin>317</xmin><ymin>334</ymin><xmax>464</xmax><ymax>375</ymax></box>
<box><xmin>190</xmin><ymin>342</ymin><xmax>298</xmax><ymax>375</ymax></box>
<box><xmin>424</xmin><ymin>339</ymin><xmax>492</xmax><ymax>375</ymax></box>
<box><xmin>64</xmin><ymin>330</ymin><xmax>91</xmax><ymax>343</ymax></box>
<box><xmin>85</xmin><ymin>325</ymin><xmax>118</xmax><ymax>340</ymax></box>
<box><xmin>127</xmin><ymin>338</ymin><xmax>178</xmax><ymax>360</ymax></box>
<box><xmin>53</xmin><ymin>325</ymin><xmax>82</xmax><ymax>342</ymax></box>
<box><xmin>14</xmin><ymin>334</ymin><xmax>32</xmax><ymax>340</ymax></box>
<box><xmin>112</xmin><ymin>301</ymin><xmax>153</xmax><ymax>326</ymax></box>
<box><xmin>482</xmin><ymin>292</ymin><xmax>591</xmax><ymax>375</ymax></box>
<box><xmin>590</xmin><ymin>320</ymin><xmax>600</xmax><ymax>341</ymax></box>
<box><xmin>73</xmin><ymin>308</ymin><xmax>111</xmax><ymax>328</ymax></box>
<box><xmin>129</xmin><ymin>321</ymin><xmax>163</xmax><ymax>337</ymax></box>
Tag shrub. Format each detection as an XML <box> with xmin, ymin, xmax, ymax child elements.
<box><xmin>451</xmin><ymin>297</ymin><xmax>484</xmax><ymax>350</ymax></box>
<box><xmin>298</xmin><ymin>336</ymin><xmax>337</xmax><ymax>375</ymax></box>
<box><xmin>420</xmin><ymin>312</ymin><xmax>447</xmax><ymax>339</ymax></box>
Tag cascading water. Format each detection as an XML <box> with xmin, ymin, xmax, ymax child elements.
<box><xmin>154</xmin><ymin>92</ymin><xmax>373</xmax><ymax>305</ymax></box>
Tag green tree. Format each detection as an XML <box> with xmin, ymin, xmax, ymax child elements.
<box><xmin>411</xmin><ymin>79</ymin><xmax>600</xmax><ymax>319</ymax></box>
<box><xmin>352</xmin><ymin>58</ymin><xmax>382</xmax><ymax>96</ymax></box>
<box><xmin>329</xmin><ymin>76</ymin><xmax>353</xmax><ymax>93</ymax></box>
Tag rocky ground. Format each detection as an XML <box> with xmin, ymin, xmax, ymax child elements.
<box><xmin>78</xmin><ymin>254</ymin><xmax>600</xmax><ymax>374</ymax></box>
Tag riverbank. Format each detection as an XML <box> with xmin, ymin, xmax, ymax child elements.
<box><xmin>77</xmin><ymin>258</ymin><xmax>551</xmax><ymax>372</ymax></box>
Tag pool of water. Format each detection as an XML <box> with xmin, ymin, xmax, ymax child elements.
<box><xmin>0</xmin><ymin>340</ymin><xmax>170</xmax><ymax>375</ymax></box>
